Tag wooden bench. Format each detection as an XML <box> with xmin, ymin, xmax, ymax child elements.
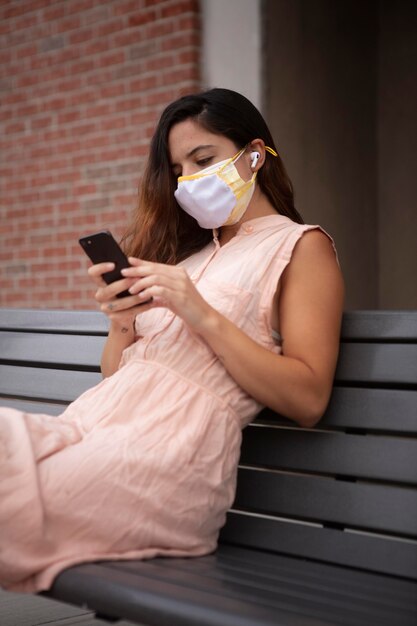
<box><xmin>0</xmin><ymin>308</ymin><xmax>416</xmax><ymax>626</ymax></box>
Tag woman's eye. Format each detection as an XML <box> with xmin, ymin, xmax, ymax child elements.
<box><xmin>196</xmin><ymin>157</ymin><xmax>212</xmax><ymax>167</ymax></box>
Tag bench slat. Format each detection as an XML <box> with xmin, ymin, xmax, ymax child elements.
<box><xmin>49</xmin><ymin>553</ymin><xmax>417</xmax><ymax>626</ymax></box>
<box><xmin>0</xmin><ymin>308</ymin><xmax>109</xmax><ymax>334</ymax></box>
<box><xmin>322</xmin><ymin>386</ymin><xmax>417</xmax><ymax>431</ymax></box>
<box><xmin>2</xmin><ymin>332</ymin><xmax>416</xmax><ymax>388</ymax></box>
<box><xmin>335</xmin><ymin>343</ymin><xmax>417</xmax><ymax>385</ymax></box>
<box><xmin>147</xmin><ymin>547</ymin><xmax>417</xmax><ymax>609</ymax></box>
<box><xmin>1</xmin><ymin>309</ymin><xmax>415</xmax><ymax>340</ymax></box>
<box><xmin>233</xmin><ymin>468</ymin><xmax>417</xmax><ymax>536</ymax></box>
<box><xmin>98</xmin><ymin>556</ymin><xmax>413</xmax><ymax>626</ymax></box>
<box><xmin>341</xmin><ymin>310</ymin><xmax>417</xmax><ymax>341</ymax></box>
<box><xmin>240</xmin><ymin>426</ymin><xmax>417</xmax><ymax>484</ymax></box>
<box><xmin>49</xmin><ymin>561</ymin><xmax>323</xmax><ymax>626</ymax></box>
<box><xmin>258</xmin><ymin>386</ymin><xmax>417</xmax><ymax>433</ymax></box>
<box><xmin>0</xmin><ymin>331</ymin><xmax>104</xmax><ymax>369</ymax></box>
<box><xmin>0</xmin><ymin>365</ymin><xmax>101</xmax><ymax>403</ymax></box>
<box><xmin>220</xmin><ymin>513</ymin><xmax>417</xmax><ymax>581</ymax></box>
<box><xmin>0</xmin><ymin>397</ymin><xmax>66</xmax><ymax>415</ymax></box>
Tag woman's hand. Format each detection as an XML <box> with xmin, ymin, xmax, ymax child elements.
<box><xmin>121</xmin><ymin>257</ymin><xmax>216</xmax><ymax>332</ymax></box>
<box><xmin>87</xmin><ymin>262</ymin><xmax>147</xmax><ymax>330</ymax></box>
<box><xmin>87</xmin><ymin>261</ymin><xmax>152</xmax><ymax>377</ymax></box>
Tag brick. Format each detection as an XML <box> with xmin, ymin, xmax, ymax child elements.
<box><xmin>68</xmin><ymin>27</ymin><xmax>94</xmax><ymax>45</ymax></box>
<box><xmin>41</xmin><ymin>98</ymin><xmax>67</xmax><ymax>112</ymax></box>
<box><xmin>100</xmin><ymin>116</ymin><xmax>127</xmax><ymax>131</ymax></box>
<box><xmin>129</xmin><ymin>75</ymin><xmax>158</xmax><ymax>92</ymax></box>
<box><xmin>115</xmin><ymin>96</ymin><xmax>145</xmax><ymax>112</ymax></box>
<box><xmin>128</xmin><ymin>10</ymin><xmax>157</xmax><ymax>27</ymax></box>
<box><xmin>67</xmin><ymin>0</ymin><xmax>97</xmax><ymax>15</ymax></box>
<box><xmin>82</xmin><ymin>5</ymin><xmax>111</xmax><ymax>25</ymax></box>
<box><xmin>99</xmin><ymin>83</ymin><xmax>126</xmax><ymax>99</ymax></box>
<box><xmin>145</xmin><ymin>54</ymin><xmax>173</xmax><ymax>71</ymax></box>
<box><xmin>40</xmin><ymin>35</ymin><xmax>66</xmax><ymax>52</ymax></box>
<box><xmin>113</xmin><ymin>30</ymin><xmax>141</xmax><ymax>48</ymax></box>
<box><xmin>14</xmin><ymin>13</ymin><xmax>40</xmax><ymax>32</ymax></box>
<box><xmin>69</xmin><ymin>57</ymin><xmax>95</xmax><ymax>74</ymax></box>
<box><xmin>129</xmin><ymin>41</ymin><xmax>158</xmax><ymax>60</ymax></box>
<box><xmin>43</xmin><ymin>5</ymin><xmax>67</xmax><ymax>22</ymax></box>
<box><xmin>112</xmin><ymin>0</ymin><xmax>140</xmax><ymax>16</ymax></box>
<box><xmin>56</xmin><ymin>16</ymin><xmax>82</xmax><ymax>33</ymax></box>
<box><xmin>2</xmin><ymin>4</ymin><xmax>28</xmax><ymax>19</ymax></box>
<box><xmin>88</xmin><ymin>68</ymin><xmax>113</xmax><ymax>85</ymax></box>
<box><xmin>96</xmin><ymin>18</ymin><xmax>125</xmax><ymax>37</ymax></box>
<box><xmin>44</xmin><ymin>129</ymin><xmax>69</xmax><ymax>142</ymax></box>
<box><xmin>58</xmin><ymin>110</ymin><xmax>83</xmax><ymax>124</ymax></box>
<box><xmin>56</xmin><ymin>77</ymin><xmax>83</xmax><ymax>92</ymax></box>
<box><xmin>85</xmin><ymin>103</ymin><xmax>113</xmax><ymax>118</ymax></box>
<box><xmin>73</xmin><ymin>183</ymin><xmax>97</xmax><ymax>195</ymax></box>
<box><xmin>178</xmin><ymin>48</ymin><xmax>200</xmax><ymax>64</ymax></box>
<box><xmin>83</xmin><ymin>39</ymin><xmax>110</xmax><ymax>55</ymax></box>
<box><xmin>31</xmin><ymin>116</ymin><xmax>53</xmax><ymax>130</ymax></box>
<box><xmin>161</xmin><ymin>1</ymin><xmax>197</xmax><ymax>18</ymax></box>
<box><xmin>4</xmin><ymin>121</ymin><xmax>26</xmax><ymax>134</ymax></box>
<box><xmin>97</xmin><ymin>50</ymin><xmax>126</xmax><ymax>68</ymax></box>
<box><xmin>0</xmin><ymin>78</ymin><xmax>13</xmax><ymax>92</ymax></box>
<box><xmin>16</xmin><ymin>43</ymin><xmax>38</xmax><ymax>59</ymax></box>
<box><xmin>146</xmin><ymin>20</ymin><xmax>175</xmax><ymax>38</ymax></box>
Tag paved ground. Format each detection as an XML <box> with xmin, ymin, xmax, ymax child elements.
<box><xmin>0</xmin><ymin>588</ymin><xmax>142</xmax><ymax>626</ymax></box>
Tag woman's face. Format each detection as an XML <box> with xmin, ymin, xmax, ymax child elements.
<box><xmin>168</xmin><ymin>118</ymin><xmax>252</xmax><ymax>181</ymax></box>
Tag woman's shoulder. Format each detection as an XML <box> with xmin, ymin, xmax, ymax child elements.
<box><xmin>292</xmin><ymin>225</ymin><xmax>339</xmax><ymax>265</ymax></box>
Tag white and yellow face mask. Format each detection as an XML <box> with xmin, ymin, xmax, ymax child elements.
<box><xmin>174</xmin><ymin>146</ymin><xmax>277</xmax><ymax>229</ymax></box>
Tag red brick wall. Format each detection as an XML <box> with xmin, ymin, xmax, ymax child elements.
<box><xmin>0</xmin><ymin>0</ymin><xmax>200</xmax><ymax>309</ymax></box>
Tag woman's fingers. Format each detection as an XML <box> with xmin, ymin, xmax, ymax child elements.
<box><xmin>95</xmin><ymin>277</ymin><xmax>136</xmax><ymax>303</ymax></box>
<box><xmin>122</xmin><ymin>260</ymin><xmax>188</xmax><ymax>294</ymax></box>
<box><xmin>99</xmin><ymin>293</ymin><xmax>145</xmax><ymax>313</ymax></box>
<box><xmin>88</xmin><ymin>262</ymin><xmax>115</xmax><ymax>285</ymax></box>
<box><xmin>120</xmin><ymin>257</ymin><xmax>212</xmax><ymax>331</ymax></box>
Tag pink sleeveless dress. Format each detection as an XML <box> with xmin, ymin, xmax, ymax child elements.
<box><xmin>0</xmin><ymin>215</ymin><xmax>333</xmax><ymax>592</ymax></box>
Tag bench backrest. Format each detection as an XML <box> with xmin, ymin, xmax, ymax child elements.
<box><xmin>1</xmin><ymin>309</ymin><xmax>416</xmax><ymax>580</ymax></box>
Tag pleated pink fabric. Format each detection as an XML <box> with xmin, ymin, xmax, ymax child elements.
<box><xmin>0</xmin><ymin>215</ymin><xmax>335</xmax><ymax>592</ymax></box>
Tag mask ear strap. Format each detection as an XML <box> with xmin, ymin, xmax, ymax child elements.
<box><xmin>231</xmin><ymin>146</ymin><xmax>246</xmax><ymax>163</ymax></box>
<box><xmin>265</xmin><ymin>146</ymin><xmax>278</xmax><ymax>157</ymax></box>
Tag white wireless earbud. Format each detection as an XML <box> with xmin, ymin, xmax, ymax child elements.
<box><xmin>250</xmin><ymin>151</ymin><xmax>260</xmax><ymax>169</ymax></box>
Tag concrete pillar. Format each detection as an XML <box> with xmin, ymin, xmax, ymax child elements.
<box><xmin>200</xmin><ymin>0</ymin><xmax>263</xmax><ymax>111</ymax></box>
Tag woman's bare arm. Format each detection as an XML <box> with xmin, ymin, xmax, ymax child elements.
<box><xmin>195</xmin><ymin>230</ymin><xmax>344</xmax><ymax>427</ymax></box>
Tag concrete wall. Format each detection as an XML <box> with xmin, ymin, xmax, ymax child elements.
<box><xmin>264</xmin><ymin>0</ymin><xmax>416</xmax><ymax>309</ymax></box>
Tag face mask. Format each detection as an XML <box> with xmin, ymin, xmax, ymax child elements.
<box><xmin>174</xmin><ymin>148</ymin><xmax>257</xmax><ymax>229</ymax></box>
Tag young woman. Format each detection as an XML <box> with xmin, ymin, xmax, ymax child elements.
<box><xmin>0</xmin><ymin>89</ymin><xmax>344</xmax><ymax>593</ymax></box>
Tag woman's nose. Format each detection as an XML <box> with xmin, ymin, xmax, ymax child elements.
<box><xmin>181</xmin><ymin>164</ymin><xmax>194</xmax><ymax>177</ymax></box>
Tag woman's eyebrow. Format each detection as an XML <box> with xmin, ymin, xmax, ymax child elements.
<box><xmin>171</xmin><ymin>144</ymin><xmax>216</xmax><ymax>168</ymax></box>
<box><xmin>186</xmin><ymin>144</ymin><xmax>215</xmax><ymax>158</ymax></box>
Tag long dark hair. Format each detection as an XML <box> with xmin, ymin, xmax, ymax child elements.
<box><xmin>121</xmin><ymin>88</ymin><xmax>303</xmax><ymax>263</ymax></box>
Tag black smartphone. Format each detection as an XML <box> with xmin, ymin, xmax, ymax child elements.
<box><xmin>79</xmin><ymin>230</ymin><xmax>131</xmax><ymax>298</ymax></box>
